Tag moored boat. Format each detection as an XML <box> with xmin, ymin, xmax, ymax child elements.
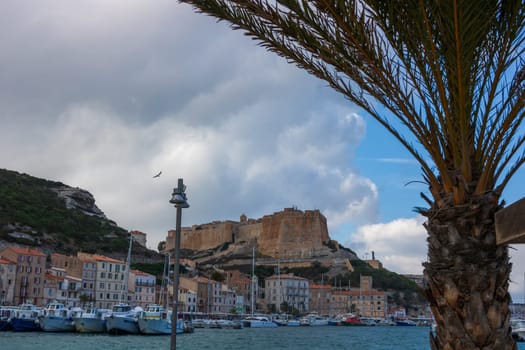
<box><xmin>396</xmin><ymin>319</ymin><xmax>417</xmax><ymax>326</ymax></box>
<box><xmin>73</xmin><ymin>307</ymin><xmax>110</xmax><ymax>333</ymax></box>
<box><xmin>299</xmin><ymin>313</ymin><xmax>329</xmax><ymax>326</ymax></box>
<box><xmin>137</xmin><ymin>304</ymin><xmax>174</xmax><ymax>335</ymax></box>
<box><xmin>242</xmin><ymin>316</ymin><xmax>278</xmax><ymax>328</ymax></box>
<box><xmin>0</xmin><ymin>306</ymin><xmax>17</xmax><ymax>331</ymax></box>
<box><xmin>340</xmin><ymin>314</ymin><xmax>367</xmax><ymax>326</ymax></box>
<box><xmin>9</xmin><ymin>303</ymin><xmax>41</xmax><ymax>332</ymax></box>
<box><xmin>38</xmin><ymin>302</ymin><xmax>76</xmax><ymax>332</ymax></box>
<box><xmin>105</xmin><ymin>303</ymin><xmax>142</xmax><ymax>334</ymax></box>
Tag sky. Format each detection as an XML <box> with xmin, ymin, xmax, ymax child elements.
<box><xmin>1</xmin><ymin>1</ymin><xmax>524</xmax><ymax>302</ymax></box>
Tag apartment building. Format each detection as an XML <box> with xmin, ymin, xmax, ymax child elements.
<box><xmin>129</xmin><ymin>269</ymin><xmax>156</xmax><ymax>307</ymax></box>
<box><xmin>77</xmin><ymin>253</ymin><xmax>127</xmax><ymax>309</ymax></box>
<box><xmin>0</xmin><ymin>257</ymin><xmax>16</xmax><ymax>304</ymax></box>
<box><xmin>265</xmin><ymin>273</ymin><xmax>309</xmax><ymax>313</ymax></box>
<box><xmin>0</xmin><ymin>247</ymin><xmax>46</xmax><ymax>305</ymax></box>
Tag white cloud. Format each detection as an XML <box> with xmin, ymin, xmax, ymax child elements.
<box><xmin>348</xmin><ymin>216</ymin><xmax>427</xmax><ymax>274</ymax></box>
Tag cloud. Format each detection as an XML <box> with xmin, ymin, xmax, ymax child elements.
<box><xmin>347</xmin><ymin>216</ymin><xmax>427</xmax><ymax>274</ymax></box>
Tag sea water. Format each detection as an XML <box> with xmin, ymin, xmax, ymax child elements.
<box><xmin>1</xmin><ymin>327</ymin><xmax>524</xmax><ymax>350</ymax></box>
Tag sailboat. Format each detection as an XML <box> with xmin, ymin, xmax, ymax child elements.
<box><xmin>106</xmin><ymin>234</ymin><xmax>142</xmax><ymax>334</ymax></box>
<box><xmin>242</xmin><ymin>247</ymin><xmax>277</xmax><ymax>328</ymax></box>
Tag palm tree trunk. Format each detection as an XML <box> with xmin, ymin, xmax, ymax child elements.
<box><xmin>423</xmin><ymin>192</ymin><xmax>516</xmax><ymax>350</ymax></box>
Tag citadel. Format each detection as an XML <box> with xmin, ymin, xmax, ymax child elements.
<box><xmin>165</xmin><ymin>207</ymin><xmax>335</xmax><ymax>260</ymax></box>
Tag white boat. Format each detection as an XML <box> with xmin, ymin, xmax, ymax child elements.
<box><xmin>299</xmin><ymin>313</ymin><xmax>329</xmax><ymax>326</ymax></box>
<box><xmin>286</xmin><ymin>319</ymin><xmax>300</xmax><ymax>327</ymax></box>
<box><xmin>138</xmin><ymin>304</ymin><xmax>179</xmax><ymax>335</ymax></box>
<box><xmin>38</xmin><ymin>302</ymin><xmax>76</xmax><ymax>332</ymax></box>
<box><xmin>105</xmin><ymin>303</ymin><xmax>142</xmax><ymax>334</ymax></box>
<box><xmin>512</xmin><ymin>319</ymin><xmax>525</xmax><ymax>342</ymax></box>
<box><xmin>73</xmin><ymin>308</ymin><xmax>111</xmax><ymax>333</ymax></box>
<box><xmin>242</xmin><ymin>316</ymin><xmax>278</xmax><ymax>328</ymax></box>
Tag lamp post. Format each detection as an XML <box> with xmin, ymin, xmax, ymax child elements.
<box><xmin>169</xmin><ymin>178</ymin><xmax>189</xmax><ymax>350</ymax></box>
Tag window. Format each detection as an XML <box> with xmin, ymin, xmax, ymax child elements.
<box><xmin>109</xmin><ymin>264</ymin><xmax>112</xmax><ymax>272</ymax></box>
<box><xmin>100</xmin><ymin>272</ymin><xmax>106</xmax><ymax>279</ymax></box>
<box><xmin>108</xmin><ymin>273</ymin><xmax>112</xmax><ymax>279</ymax></box>
<box><xmin>100</xmin><ymin>282</ymin><xmax>105</xmax><ymax>289</ymax></box>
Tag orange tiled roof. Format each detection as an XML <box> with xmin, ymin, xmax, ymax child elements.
<box><xmin>5</xmin><ymin>247</ymin><xmax>46</xmax><ymax>257</ymax></box>
<box><xmin>130</xmin><ymin>269</ymin><xmax>152</xmax><ymax>276</ymax></box>
<box><xmin>266</xmin><ymin>273</ymin><xmax>308</xmax><ymax>281</ymax></box>
<box><xmin>0</xmin><ymin>257</ymin><xmax>15</xmax><ymax>264</ymax></box>
<box><xmin>45</xmin><ymin>273</ymin><xmax>65</xmax><ymax>281</ymax></box>
<box><xmin>90</xmin><ymin>254</ymin><xmax>124</xmax><ymax>264</ymax></box>
<box><xmin>309</xmin><ymin>284</ymin><xmax>332</xmax><ymax>289</ymax></box>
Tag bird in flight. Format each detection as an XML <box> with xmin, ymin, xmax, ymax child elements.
<box><xmin>153</xmin><ymin>171</ymin><xmax>162</xmax><ymax>178</ymax></box>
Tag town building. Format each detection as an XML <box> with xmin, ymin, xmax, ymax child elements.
<box><xmin>309</xmin><ymin>284</ymin><xmax>332</xmax><ymax>315</ymax></box>
<box><xmin>79</xmin><ymin>257</ymin><xmax>97</xmax><ymax>304</ymax></box>
<box><xmin>0</xmin><ymin>257</ymin><xmax>16</xmax><ymax>305</ymax></box>
<box><xmin>45</xmin><ymin>267</ymin><xmax>82</xmax><ymax>307</ymax></box>
<box><xmin>130</xmin><ymin>230</ymin><xmax>147</xmax><ymax>247</ymax></box>
<box><xmin>225</xmin><ymin>270</ymin><xmax>252</xmax><ymax>314</ymax></box>
<box><xmin>265</xmin><ymin>273</ymin><xmax>309</xmax><ymax>313</ymax></box>
<box><xmin>179</xmin><ymin>276</ymin><xmax>199</xmax><ymax>312</ymax></box>
<box><xmin>129</xmin><ymin>269</ymin><xmax>156</xmax><ymax>307</ymax></box>
<box><xmin>328</xmin><ymin>276</ymin><xmax>387</xmax><ymax>318</ymax></box>
<box><xmin>0</xmin><ymin>247</ymin><xmax>46</xmax><ymax>305</ymax></box>
<box><xmin>77</xmin><ymin>253</ymin><xmax>127</xmax><ymax>309</ymax></box>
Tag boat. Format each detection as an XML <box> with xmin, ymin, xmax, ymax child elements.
<box><xmin>105</xmin><ymin>303</ymin><xmax>142</xmax><ymax>334</ymax></box>
<box><xmin>299</xmin><ymin>312</ymin><xmax>329</xmax><ymax>326</ymax></box>
<box><xmin>38</xmin><ymin>302</ymin><xmax>76</xmax><ymax>332</ymax></box>
<box><xmin>396</xmin><ymin>319</ymin><xmax>417</xmax><ymax>326</ymax></box>
<box><xmin>138</xmin><ymin>304</ymin><xmax>177</xmax><ymax>334</ymax></box>
<box><xmin>0</xmin><ymin>306</ymin><xmax>17</xmax><ymax>331</ymax></box>
<box><xmin>9</xmin><ymin>303</ymin><xmax>41</xmax><ymax>332</ymax></box>
<box><xmin>340</xmin><ymin>314</ymin><xmax>367</xmax><ymax>326</ymax></box>
<box><xmin>73</xmin><ymin>307</ymin><xmax>111</xmax><ymax>333</ymax></box>
<box><xmin>512</xmin><ymin>319</ymin><xmax>525</xmax><ymax>342</ymax></box>
<box><xmin>242</xmin><ymin>316</ymin><xmax>278</xmax><ymax>328</ymax></box>
<box><xmin>214</xmin><ymin>319</ymin><xmax>242</xmax><ymax>329</ymax></box>
<box><xmin>286</xmin><ymin>319</ymin><xmax>300</xmax><ymax>327</ymax></box>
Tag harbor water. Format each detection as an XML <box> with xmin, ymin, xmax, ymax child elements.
<box><xmin>1</xmin><ymin>327</ymin><xmax>525</xmax><ymax>350</ymax></box>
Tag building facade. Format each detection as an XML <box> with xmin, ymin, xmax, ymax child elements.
<box><xmin>0</xmin><ymin>247</ymin><xmax>46</xmax><ymax>305</ymax></box>
<box><xmin>0</xmin><ymin>258</ymin><xmax>16</xmax><ymax>305</ymax></box>
<box><xmin>265</xmin><ymin>273</ymin><xmax>309</xmax><ymax>313</ymax></box>
<box><xmin>130</xmin><ymin>269</ymin><xmax>156</xmax><ymax>307</ymax></box>
<box><xmin>77</xmin><ymin>253</ymin><xmax>127</xmax><ymax>309</ymax></box>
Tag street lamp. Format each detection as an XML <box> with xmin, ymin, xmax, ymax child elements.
<box><xmin>169</xmin><ymin>178</ymin><xmax>189</xmax><ymax>350</ymax></box>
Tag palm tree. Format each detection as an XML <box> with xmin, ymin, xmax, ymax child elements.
<box><xmin>178</xmin><ymin>1</ymin><xmax>525</xmax><ymax>348</ymax></box>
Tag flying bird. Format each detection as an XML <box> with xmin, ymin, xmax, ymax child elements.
<box><xmin>152</xmin><ymin>171</ymin><xmax>162</xmax><ymax>178</ymax></box>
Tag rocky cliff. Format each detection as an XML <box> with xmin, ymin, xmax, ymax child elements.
<box><xmin>0</xmin><ymin>168</ymin><xmax>161</xmax><ymax>261</ymax></box>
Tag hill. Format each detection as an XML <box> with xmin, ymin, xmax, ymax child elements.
<box><xmin>0</xmin><ymin>168</ymin><xmax>161</xmax><ymax>261</ymax></box>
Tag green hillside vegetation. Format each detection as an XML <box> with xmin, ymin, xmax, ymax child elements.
<box><xmin>0</xmin><ymin>168</ymin><xmax>155</xmax><ymax>258</ymax></box>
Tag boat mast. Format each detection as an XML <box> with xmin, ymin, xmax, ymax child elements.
<box><xmin>121</xmin><ymin>233</ymin><xmax>133</xmax><ymax>304</ymax></box>
<box><xmin>160</xmin><ymin>253</ymin><xmax>169</xmax><ymax>308</ymax></box>
<box><xmin>251</xmin><ymin>246</ymin><xmax>255</xmax><ymax>317</ymax></box>
<box><xmin>277</xmin><ymin>251</ymin><xmax>280</xmax><ymax>314</ymax></box>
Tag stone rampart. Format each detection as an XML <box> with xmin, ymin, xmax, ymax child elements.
<box><xmin>166</xmin><ymin>208</ymin><xmax>331</xmax><ymax>258</ymax></box>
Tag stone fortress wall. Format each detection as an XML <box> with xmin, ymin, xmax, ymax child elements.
<box><xmin>167</xmin><ymin>207</ymin><xmax>331</xmax><ymax>259</ymax></box>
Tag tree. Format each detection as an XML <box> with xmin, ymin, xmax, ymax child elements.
<box><xmin>179</xmin><ymin>1</ymin><xmax>525</xmax><ymax>348</ymax></box>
